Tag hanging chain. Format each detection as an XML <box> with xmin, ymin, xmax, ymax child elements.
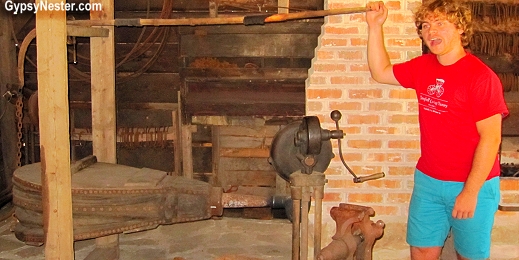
<box><xmin>15</xmin><ymin>96</ymin><xmax>23</xmax><ymax>168</ymax></box>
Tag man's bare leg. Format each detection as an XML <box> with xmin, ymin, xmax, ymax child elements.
<box><xmin>410</xmin><ymin>246</ymin><xmax>442</xmax><ymax>260</ymax></box>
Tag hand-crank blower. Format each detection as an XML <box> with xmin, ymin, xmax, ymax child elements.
<box><xmin>268</xmin><ymin>110</ymin><xmax>385</xmax><ymax>260</ymax></box>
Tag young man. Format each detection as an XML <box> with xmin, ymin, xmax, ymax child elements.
<box><xmin>365</xmin><ymin>0</ymin><xmax>509</xmax><ymax>259</ymax></box>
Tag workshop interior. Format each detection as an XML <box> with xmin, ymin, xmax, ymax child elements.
<box><xmin>0</xmin><ymin>0</ymin><xmax>518</xmax><ymax>259</ymax></box>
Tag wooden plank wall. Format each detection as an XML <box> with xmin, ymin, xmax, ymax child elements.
<box><xmin>215</xmin><ymin>124</ymin><xmax>288</xmax><ymax>198</ymax></box>
<box><xmin>10</xmin><ymin>0</ymin><xmax>323</xmax><ymax>187</ymax></box>
<box><xmin>464</xmin><ymin>1</ymin><xmax>519</xmax><ymax>137</ymax></box>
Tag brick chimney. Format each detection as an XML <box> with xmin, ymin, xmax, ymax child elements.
<box><xmin>306</xmin><ymin>0</ymin><xmax>519</xmax><ymax>259</ymax></box>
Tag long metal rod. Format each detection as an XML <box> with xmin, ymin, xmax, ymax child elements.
<box><xmin>314</xmin><ymin>186</ymin><xmax>323</xmax><ymax>259</ymax></box>
<box><xmin>292</xmin><ymin>195</ymin><xmax>301</xmax><ymax>260</ymax></box>
<box><xmin>66</xmin><ymin>7</ymin><xmax>369</xmax><ymax>27</ymax></box>
<box><xmin>301</xmin><ymin>188</ymin><xmax>310</xmax><ymax>260</ymax></box>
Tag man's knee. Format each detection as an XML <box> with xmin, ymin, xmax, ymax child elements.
<box><xmin>410</xmin><ymin>246</ymin><xmax>442</xmax><ymax>260</ymax></box>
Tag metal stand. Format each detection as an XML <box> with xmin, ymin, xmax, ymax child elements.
<box><xmin>268</xmin><ymin>110</ymin><xmax>386</xmax><ymax>260</ymax></box>
<box><xmin>290</xmin><ymin>171</ymin><xmax>326</xmax><ymax>260</ymax></box>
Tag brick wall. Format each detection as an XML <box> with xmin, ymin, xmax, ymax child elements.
<box><xmin>306</xmin><ymin>0</ymin><xmax>519</xmax><ymax>259</ymax></box>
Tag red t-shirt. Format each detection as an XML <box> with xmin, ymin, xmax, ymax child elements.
<box><xmin>393</xmin><ymin>52</ymin><xmax>509</xmax><ymax>181</ymax></box>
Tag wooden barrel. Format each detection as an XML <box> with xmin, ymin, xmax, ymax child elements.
<box><xmin>12</xmin><ymin>157</ymin><xmax>223</xmax><ymax>245</ymax></box>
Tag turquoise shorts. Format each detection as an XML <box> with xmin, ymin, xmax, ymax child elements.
<box><xmin>406</xmin><ymin>169</ymin><xmax>500</xmax><ymax>260</ymax></box>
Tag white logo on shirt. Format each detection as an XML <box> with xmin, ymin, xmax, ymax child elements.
<box><xmin>427</xmin><ymin>78</ymin><xmax>445</xmax><ymax>98</ymax></box>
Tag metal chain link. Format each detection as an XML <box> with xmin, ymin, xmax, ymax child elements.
<box><xmin>15</xmin><ymin>96</ymin><xmax>23</xmax><ymax>168</ymax></box>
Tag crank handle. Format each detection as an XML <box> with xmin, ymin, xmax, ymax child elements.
<box><xmin>353</xmin><ymin>172</ymin><xmax>385</xmax><ymax>183</ymax></box>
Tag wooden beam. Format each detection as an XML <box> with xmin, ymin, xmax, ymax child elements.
<box><xmin>66</xmin><ymin>7</ymin><xmax>368</xmax><ymax>27</ymax></box>
<box><xmin>90</xmin><ymin>0</ymin><xmax>116</xmax><ymax>164</ymax></box>
<box><xmin>181</xmin><ymin>125</ymin><xmax>197</xmax><ymax>179</ymax></box>
<box><xmin>67</xmin><ymin>25</ymin><xmax>109</xmax><ymax>37</ymax></box>
<box><xmin>88</xmin><ymin>0</ymin><xmax>119</xmax><ymax>259</ymax></box>
<box><xmin>0</xmin><ymin>4</ymin><xmax>18</xmax><ymax>206</ymax></box>
<box><xmin>209</xmin><ymin>0</ymin><xmax>218</xmax><ymax>18</ymax></box>
<box><xmin>278</xmin><ymin>0</ymin><xmax>289</xmax><ymax>14</ymax></box>
<box><xmin>35</xmin><ymin>1</ymin><xmax>74</xmax><ymax>259</ymax></box>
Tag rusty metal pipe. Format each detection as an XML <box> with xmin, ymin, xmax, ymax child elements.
<box><xmin>314</xmin><ymin>186</ymin><xmax>324</xmax><ymax>258</ymax></box>
<box><xmin>300</xmin><ymin>187</ymin><xmax>311</xmax><ymax>260</ymax></box>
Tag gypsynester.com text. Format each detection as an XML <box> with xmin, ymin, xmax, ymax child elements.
<box><xmin>5</xmin><ymin>0</ymin><xmax>102</xmax><ymax>15</ymax></box>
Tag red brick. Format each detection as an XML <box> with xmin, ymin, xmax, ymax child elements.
<box><xmin>307</xmin><ymin>89</ymin><xmax>343</xmax><ymax>99</ymax></box>
<box><xmin>388</xmin><ymin>13</ymin><xmax>406</xmax><ymax>23</ymax></box>
<box><xmin>324</xmin><ymin>166</ymin><xmax>343</xmax><ymax>176</ymax></box>
<box><xmin>342</xmin><ymin>152</ymin><xmax>363</xmax><ymax>162</ymax></box>
<box><xmin>365</xmin><ymin>179</ymin><xmax>403</xmax><ymax>189</ymax></box>
<box><xmin>384</xmin><ymin>26</ymin><xmax>401</xmax><ymax>34</ymax></box>
<box><xmin>388</xmin><ymin>140</ymin><xmax>420</xmax><ymax>149</ymax></box>
<box><xmin>327</xmin><ymin>179</ymin><xmax>362</xmax><ymax>189</ymax></box>
<box><xmin>347</xmin><ymin>115</ymin><xmax>380</xmax><ymax>124</ymax></box>
<box><xmin>350</xmin><ymin>165</ymin><xmax>384</xmax><ymax>175</ymax></box>
<box><xmin>342</xmin><ymin>126</ymin><xmax>362</xmax><ymax>134</ymax></box>
<box><xmin>327</xmin><ymin>15</ymin><xmax>343</xmax><ymax>24</ymax></box>
<box><xmin>350</xmin><ymin>38</ymin><xmax>368</xmax><ymax>46</ymax></box>
<box><xmin>348</xmin><ymin>89</ymin><xmax>383</xmax><ymax>99</ymax></box>
<box><xmin>369</xmin><ymin>102</ymin><xmax>403</xmax><ymax>111</ymax></box>
<box><xmin>501</xmin><ymin>193</ymin><xmax>519</xmax><ymax>204</ymax></box>
<box><xmin>348</xmin><ymin>14</ymin><xmax>365</xmax><ymax>22</ymax></box>
<box><xmin>389</xmin><ymin>89</ymin><xmax>417</xmax><ymax>99</ymax></box>
<box><xmin>317</xmin><ymin>50</ymin><xmax>335</xmax><ymax>60</ymax></box>
<box><xmin>337</xmin><ymin>50</ymin><xmax>363</xmax><ymax>60</ymax></box>
<box><xmin>501</xmin><ymin>178</ymin><xmax>519</xmax><ymax>191</ymax></box>
<box><xmin>323</xmin><ymin>192</ymin><xmax>342</xmax><ymax>202</ymax></box>
<box><xmin>325</xmin><ymin>26</ymin><xmax>360</xmax><ymax>35</ymax></box>
<box><xmin>406</xmin><ymin>153</ymin><xmax>421</xmax><ymax>162</ymax></box>
<box><xmin>330</xmin><ymin>76</ymin><xmax>364</xmax><ymax>85</ymax></box>
<box><xmin>348</xmin><ymin>193</ymin><xmax>384</xmax><ymax>203</ymax></box>
<box><xmin>347</xmin><ymin>139</ymin><xmax>382</xmax><ymax>149</ymax></box>
<box><xmin>329</xmin><ymin>2</ymin><xmax>366</xmax><ymax>9</ymax></box>
<box><xmin>307</xmin><ymin>101</ymin><xmax>324</xmax><ymax>111</ymax></box>
<box><xmin>388</xmin><ymin>114</ymin><xmax>418</xmax><ymax>124</ymax></box>
<box><xmin>350</xmin><ymin>64</ymin><xmax>369</xmax><ymax>72</ymax></box>
<box><xmin>367</xmin><ymin>153</ymin><xmax>403</xmax><ymax>162</ymax></box>
<box><xmin>308</xmin><ymin>75</ymin><xmax>327</xmax><ymax>84</ymax></box>
<box><xmin>370</xmin><ymin>205</ymin><xmax>400</xmax><ymax>215</ymax></box>
<box><xmin>386</xmin><ymin>1</ymin><xmax>402</xmax><ymax>10</ymax></box>
<box><xmin>368</xmin><ymin>126</ymin><xmax>400</xmax><ymax>135</ymax></box>
<box><xmin>406</xmin><ymin>127</ymin><xmax>420</xmax><ymax>135</ymax></box>
<box><xmin>314</xmin><ymin>63</ymin><xmax>348</xmax><ymax>72</ymax></box>
<box><xmin>321</xmin><ymin>38</ymin><xmax>349</xmax><ymax>47</ymax></box>
<box><xmin>407</xmin><ymin>101</ymin><xmax>418</xmax><ymax>112</ymax></box>
<box><xmin>329</xmin><ymin>101</ymin><xmax>362</xmax><ymax>111</ymax></box>
<box><xmin>388</xmin><ymin>166</ymin><xmax>415</xmax><ymax>176</ymax></box>
<box><xmin>387</xmin><ymin>193</ymin><xmax>412</xmax><ymax>203</ymax></box>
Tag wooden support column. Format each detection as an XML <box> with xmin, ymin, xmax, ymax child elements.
<box><xmin>278</xmin><ymin>0</ymin><xmax>289</xmax><ymax>14</ymax></box>
<box><xmin>181</xmin><ymin>125</ymin><xmax>197</xmax><ymax>179</ymax></box>
<box><xmin>35</xmin><ymin>2</ymin><xmax>74</xmax><ymax>259</ymax></box>
<box><xmin>88</xmin><ymin>0</ymin><xmax>118</xmax><ymax>259</ymax></box>
<box><xmin>0</xmin><ymin>6</ymin><xmax>18</xmax><ymax>206</ymax></box>
<box><xmin>90</xmin><ymin>0</ymin><xmax>116</xmax><ymax>164</ymax></box>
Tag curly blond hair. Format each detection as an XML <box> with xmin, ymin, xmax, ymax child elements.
<box><xmin>414</xmin><ymin>0</ymin><xmax>473</xmax><ymax>47</ymax></box>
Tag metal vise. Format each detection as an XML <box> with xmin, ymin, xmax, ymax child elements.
<box><xmin>318</xmin><ymin>203</ymin><xmax>385</xmax><ymax>260</ymax></box>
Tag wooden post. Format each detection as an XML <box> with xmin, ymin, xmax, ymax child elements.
<box><xmin>211</xmin><ymin>126</ymin><xmax>220</xmax><ymax>186</ymax></box>
<box><xmin>90</xmin><ymin>0</ymin><xmax>116</xmax><ymax>163</ymax></box>
<box><xmin>209</xmin><ymin>0</ymin><xmax>218</xmax><ymax>17</ymax></box>
<box><xmin>278</xmin><ymin>0</ymin><xmax>289</xmax><ymax>14</ymax></box>
<box><xmin>35</xmin><ymin>2</ymin><xmax>74</xmax><ymax>259</ymax></box>
<box><xmin>88</xmin><ymin>0</ymin><xmax>119</xmax><ymax>259</ymax></box>
<box><xmin>0</xmin><ymin>6</ymin><xmax>18</xmax><ymax>205</ymax></box>
<box><xmin>181</xmin><ymin>125</ymin><xmax>197</xmax><ymax>179</ymax></box>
